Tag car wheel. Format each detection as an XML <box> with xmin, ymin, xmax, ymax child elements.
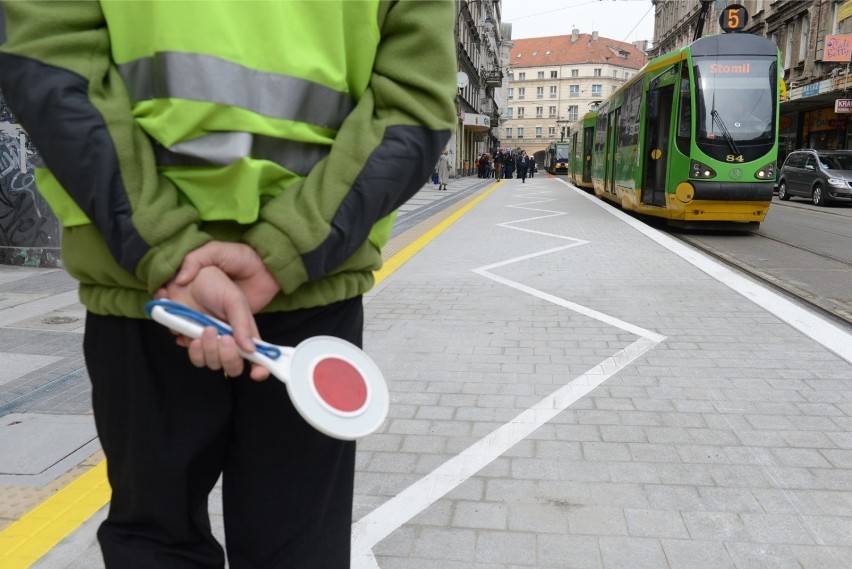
<box><xmin>778</xmin><ymin>180</ymin><xmax>790</xmax><ymax>200</ymax></box>
<box><xmin>812</xmin><ymin>184</ymin><xmax>827</xmax><ymax>206</ymax></box>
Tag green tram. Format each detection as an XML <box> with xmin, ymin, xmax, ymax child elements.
<box><xmin>588</xmin><ymin>32</ymin><xmax>779</xmax><ymax>228</ymax></box>
<box><xmin>567</xmin><ymin>112</ymin><xmax>597</xmax><ymax>192</ymax></box>
<box><xmin>545</xmin><ymin>141</ymin><xmax>570</xmax><ymax>174</ymax></box>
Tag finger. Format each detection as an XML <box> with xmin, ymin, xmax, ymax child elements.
<box><xmin>186</xmin><ymin>338</ymin><xmax>206</xmax><ymax>368</ymax></box>
<box><xmin>221</xmin><ymin>299</ymin><xmax>261</xmax><ymax>355</ymax></box>
<box><xmin>249</xmin><ymin>362</ymin><xmax>271</xmax><ymax>382</ymax></box>
<box><xmin>218</xmin><ymin>334</ymin><xmax>245</xmax><ymax>377</ymax></box>
<box><xmin>175</xmin><ymin>242</ymin><xmax>220</xmax><ymax>285</ymax></box>
<box><xmin>200</xmin><ymin>326</ymin><xmax>222</xmax><ymax>371</ymax></box>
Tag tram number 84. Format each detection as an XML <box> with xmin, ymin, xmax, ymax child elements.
<box><xmin>725</xmin><ymin>154</ymin><xmax>745</xmax><ymax>163</ymax></box>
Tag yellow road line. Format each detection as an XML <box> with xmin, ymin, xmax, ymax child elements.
<box><xmin>375</xmin><ymin>180</ymin><xmax>502</xmax><ymax>284</ymax></box>
<box><xmin>0</xmin><ymin>178</ymin><xmax>502</xmax><ymax>568</ymax></box>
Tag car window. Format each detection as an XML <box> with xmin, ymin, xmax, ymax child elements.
<box><xmin>786</xmin><ymin>153</ymin><xmax>804</xmax><ymax>168</ymax></box>
<box><xmin>805</xmin><ymin>156</ymin><xmax>817</xmax><ymax>169</ymax></box>
<box><xmin>820</xmin><ymin>154</ymin><xmax>852</xmax><ymax>170</ymax></box>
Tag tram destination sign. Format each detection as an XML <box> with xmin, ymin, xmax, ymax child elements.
<box><xmin>835</xmin><ymin>99</ymin><xmax>852</xmax><ymax>113</ymax></box>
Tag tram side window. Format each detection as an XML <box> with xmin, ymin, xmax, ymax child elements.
<box><xmin>595</xmin><ymin>111</ymin><xmax>609</xmax><ymax>152</ymax></box>
<box><xmin>618</xmin><ymin>81</ymin><xmax>642</xmax><ymax>148</ymax></box>
<box><xmin>676</xmin><ymin>64</ymin><xmax>691</xmax><ymax>155</ymax></box>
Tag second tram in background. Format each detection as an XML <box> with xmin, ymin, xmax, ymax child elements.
<box><xmin>564</xmin><ymin>7</ymin><xmax>779</xmax><ymax>229</ymax></box>
<box><xmin>545</xmin><ymin>141</ymin><xmax>570</xmax><ymax>175</ymax></box>
<box><xmin>567</xmin><ymin>112</ymin><xmax>597</xmax><ymax>192</ymax></box>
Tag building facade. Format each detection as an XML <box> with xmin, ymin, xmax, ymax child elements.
<box><xmin>454</xmin><ymin>0</ymin><xmax>510</xmax><ymax>177</ymax></box>
<box><xmin>502</xmin><ymin>31</ymin><xmax>648</xmax><ymax>166</ymax></box>
<box><xmin>651</xmin><ymin>0</ymin><xmax>852</xmax><ymax>165</ymax></box>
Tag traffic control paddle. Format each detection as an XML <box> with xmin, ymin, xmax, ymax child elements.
<box><xmin>145</xmin><ymin>299</ymin><xmax>389</xmax><ymax>440</ymax></box>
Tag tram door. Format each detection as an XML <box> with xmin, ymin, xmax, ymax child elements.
<box><xmin>606</xmin><ymin>109</ymin><xmax>619</xmax><ymax>196</ymax></box>
<box><xmin>642</xmin><ymin>84</ymin><xmax>673</xmax><ymax>206</ymax></box>
<box><xmin>582</xmin><ymin>126</ymin><xmax>593</xmax><ymax>183</ymax></box>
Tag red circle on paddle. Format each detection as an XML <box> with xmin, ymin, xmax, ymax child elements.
<box><xmin>312</xmin><ymin>357</ymin><xmax>368</xmax><ymax>413</ymax></box>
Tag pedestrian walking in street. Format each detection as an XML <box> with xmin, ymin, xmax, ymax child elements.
<box><xmin>437</xmin><ymin>149</ymin><xmax>452</xmax><ymax>190</ymax></box>
<box><xmin>504</xmin><ymin>151</ymin><xmax>515</xmax><ymax>179</ymax></box>
<box><xmin>0</xmin><ymin>2</ymin><xmax>456</xmax><ymax>568</ymax></box>
<box><xmin>517</xmin><ymin>150</ymin><xmax>531</xmax><ymax>183</ymax></box>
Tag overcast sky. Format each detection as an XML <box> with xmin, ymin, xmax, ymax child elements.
<box><xmin>501</xmin><ymin>0</ymin><xmax>656</xmax><ymax>45</ymax></box>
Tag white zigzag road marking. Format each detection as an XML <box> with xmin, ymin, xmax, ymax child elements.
<box><xmin>351</xmin><ymin>185</ymin><xmax>666</xmax><ymax>568</ymax></box>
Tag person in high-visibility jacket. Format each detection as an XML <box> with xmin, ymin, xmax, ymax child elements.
<box><xmin>0</xmin><ymin>1</ymin><xmax>456</xmax><ymax>567</ymax></box>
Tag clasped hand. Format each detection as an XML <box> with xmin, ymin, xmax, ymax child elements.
<box><xmin>156</xmin><ymin>242</ymin><xmax>281</xmax><ymax>381</ymax></box>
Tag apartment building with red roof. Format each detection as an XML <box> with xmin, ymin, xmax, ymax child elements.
<box><xmin>503</xmin><ymin>30</ymin><xmax>647</xmax><ymax>165</ymax></box>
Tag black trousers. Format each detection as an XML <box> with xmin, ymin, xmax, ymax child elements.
<box><xmin>84</xmin><ymin>297</ymin><xmax>362</xmax><ymax>569</ymax></box>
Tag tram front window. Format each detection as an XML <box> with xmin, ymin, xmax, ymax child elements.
<box><xmin>693</xmin><ymin>56</ymin><xmax>776</xmax><ymax>161</ymax></box>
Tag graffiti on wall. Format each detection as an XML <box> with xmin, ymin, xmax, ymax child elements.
<box><xmin>0</xmin><ymin>96</ymin><xmax>61</xmax><ymax>266</ymax></box>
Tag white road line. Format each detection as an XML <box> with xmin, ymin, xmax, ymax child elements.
<box><xmin>352</xmin><ymin>337</ymin><xmax>661</xmax><ymax>568</ymax></box>
<box><xmin>557</xmin><ymin>179</ymin><xmax>852</xmax><ymax>364</ymax></box>
<box><xmin>351</xmin><ymin>186</ymin><xmax>666</xmax><ymax>566</ymax></box>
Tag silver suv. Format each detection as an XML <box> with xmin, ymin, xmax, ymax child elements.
<box><xmin>777</xmin><ymin>149</ymin><xmax>852</xmax><ymax>206</ymax></box>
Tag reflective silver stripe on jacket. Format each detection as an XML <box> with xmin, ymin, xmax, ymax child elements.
<box><xmin>117</xmin><ymin>52</ymin><xmax>347</xmax><ymax>172</ymax></box>
<box><xmin>151</xmin><ymin>132</ymin><xmax>330</xmax><ymax>176</ymax></box>
<box><xmin>117</xmin><ymin>52</ymin><xmax>355</xmax><ymax>130</ymax></box>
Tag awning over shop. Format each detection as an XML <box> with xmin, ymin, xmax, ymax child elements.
<box><xmin>462</xmin><ymin>112</ymin><xmax>490</xmax><ymax>131</ymax></box>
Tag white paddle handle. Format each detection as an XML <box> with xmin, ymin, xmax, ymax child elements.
<box><xmin>148</xmin><ymin>303</ymin><xmax>294</xmax><ymax>381</ymax></box>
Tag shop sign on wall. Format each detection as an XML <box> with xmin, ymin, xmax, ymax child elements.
<box><xmin>835</xmin><ymin>99</ymin><xmax>852</xmax><ymax>113</ymax></box>
<box><xmin>825</xmin><ymin>35</ymin><xmax>852</xmax><ymax>62</ymax></box>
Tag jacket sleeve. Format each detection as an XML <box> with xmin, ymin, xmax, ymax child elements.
<box><xmin>0</xmin><ymin>1</ymin><xmax>211</xmax><ymax>293</ymax></box>
<box><xmin>244</xmin><ymin>0</ymin><xmax>457</xmax><ymax>294</ymax></box>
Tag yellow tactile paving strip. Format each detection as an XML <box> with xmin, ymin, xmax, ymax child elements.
<box><xmin>0</xmin><ymin>452</ymin><xmax>108</xmax><ymax>569</ymax></box>
<box><xmin>0</xmin><ymin>179</ymin><xmax>502</xmax><ymax>568</ymax></box>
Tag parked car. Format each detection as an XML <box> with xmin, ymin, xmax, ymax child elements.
<box><xmin>777</xmin><ymin>149</ymin><xmax>852</xmax><ymax>206</ymax></box>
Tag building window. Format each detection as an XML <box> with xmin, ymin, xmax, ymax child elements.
<box><xmin>508</xmin><ymin>87</ymin><xmax>514</xmax><ymax>99</ymax></box>
<box><xmin>518</xmin><ymin>107</ymin><xmax>525</xmax><ymax>117</ymax></box>
<box><xmin>568</xmin><ymin>105</ymin><xmax>578</xmax><ymax>121</ymax></box>
<box><xmin>518</xmin><ymin>127</ymin><xmax>524</xmax><ymax>139</ymax></box>
<box><xmin>571</xmin><ymin>69</ymin><xmax>579</xmax><ymax>77</ymax></box>
<box><xmin>536</xmin><ymin>106</ymin><xmax>543</xmax><ymax>117</ymax></box>
<box><xmin>519</xmin><ymin>72</ymin><xmax>526</xmax><ymax>80</ymax></box>
<box><xmin>591</xmin><ymin>84</ymin><xmax>602</xmax><ymax>96</ymax></box>
<box><xmin>535</xmin><ymin>127</ymin><xmax>543</xmax><ymax>138</ymax></box>
<box><xmin>594</xmin><ymin>68</ymin><xmax>602</xmax><ymax>77</ymax></box>
<box><xmin>506</xmin><ymin>107</ymin><xmax>513</xmax><ymax>118</ymax></box>
<box><xmin>550</xmin><ymin>70</ymin><xmax>557</xmax><ymax>78</ymax></box>
<box><xmin>508</xmin><ymin>73</ymin><xmax>514</xmax><ymax>81</ymax></box>
<box><xmin>518</xmin><ymin>87</ymin><xmax>525</xmax><ymax>99</ymax></box>
<box><xmin>536</xmin><ymin>86</ymin><xmax>544</xmax><ymax>98</ymax></box>
<box><xmin>506</xmin><ymin>127</ymin><xmax>512</xmax><ymax>138</ymax></box>
<box><xmin>537</xmin><ymin>71</ymin><xmax>544</xmax><ymax>79</ymax></box>
<box><xmin>611</xmin><ymin>85</ymin><xmax>617</xmax><ymax>93</ymax></box>
<box><xmin>569</xmin><ymin>85</ymin><xmax>579</xmax><ymax>97</ymax></box>
<box><xmin>799</xmin><ymin>15</ymin><xmax>809</xmax><ymax>63</ymax></box>
<box><xmin>548</xmin><ymin>126</ymin><xmax>556</xmax><ymax>136</ymax></box>
<box><xmin>784</xmin><ymin>22</ymin><xmax>793</xmax><ymax>70</ymax></box>
<box><xmin>548</xmin><ymin>106</ymin><xmax>557</xmax><ymax>118</ymax></box>
<box><xmin>550</xmin><ymin>85</ymin><xmax>558</xmax><ymax>97</ymax></box>
<box><xmin>612</xmin><ymin>70</ymin><xmax>618</xmax><ymax>78</ymax></box>
<box><xmin>624</xmin><ymin>71</ymin><xmax>629</xmax><ymax>79</ymax></box>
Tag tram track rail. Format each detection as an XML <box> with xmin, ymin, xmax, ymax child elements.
<box><xmin>672</xmin><ymin>231</ymin><xmax>852</xmax><ymax>329</ymax></box>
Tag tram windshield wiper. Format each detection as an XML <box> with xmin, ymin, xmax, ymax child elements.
<box><xmin>711</xmin><ymin>110</ymin><xmax>741</xmax><ymax>155</ymax></box>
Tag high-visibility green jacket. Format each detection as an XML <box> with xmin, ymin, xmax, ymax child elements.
<box><xmin>0</xmin><ymin>0</ymin><xmax>456</xmax><ymax>318</ymax></box>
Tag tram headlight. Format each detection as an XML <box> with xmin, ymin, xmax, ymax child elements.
<box><xmin>755</xmin><ymin>161</ymin><xmax>776</xmax><ymax>180</ymax></box>
<box><xmin>690</xmin><ymin>160</ymin><xmax>716</xmax><ymax>178</ymax></box>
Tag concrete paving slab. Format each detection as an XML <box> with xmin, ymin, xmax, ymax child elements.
<box><xmin>0</xmin><ymin>352</ymin><xmax>62</xmax><ymax>386</ymax></box>
<box><xmin>0</xmin><ymin>413</ymin><xmax>98</xmax><ymax>486</ymax></box>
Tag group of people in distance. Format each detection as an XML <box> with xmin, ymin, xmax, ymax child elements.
<box><xmin>477</xmin><ymin>149</ymin><xmax>536</xmax><ymax>183</ymax></box>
